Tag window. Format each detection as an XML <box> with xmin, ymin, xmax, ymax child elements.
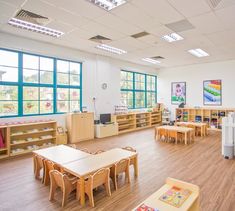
<box><xmin>0</xmin><ymin>48</ymin><xmax>82</xmax><ymax>117</ymax></box>
<box><xmin>120</xmin><ymin>70</ymin><xmax>157</xmax><ymax>109</ymax></box>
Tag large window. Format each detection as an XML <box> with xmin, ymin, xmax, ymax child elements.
<box><xmin>120</xmin><ymin>70</ymin><xmax>157</xmax><ymax>109</ymax></box>
<box><xmin>0</xmin><ymin>48</ymin><xmax>82</xmax><ymax>117</ymax></box>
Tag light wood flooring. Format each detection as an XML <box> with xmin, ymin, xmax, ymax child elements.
<box><xmin>0</xmin><ymin>129</ymin><xmax>234</xmax><ymax>211</ymax></box>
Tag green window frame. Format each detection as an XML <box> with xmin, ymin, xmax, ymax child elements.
<box><xmin>0</xmin><ymin>48</ymin><xmax>82</xmax><ymax>118</ymax></box>
<box><xmin>120</xmin><ymin>70</ymin><xmax>157</xmax><ymax>109</ymax></box>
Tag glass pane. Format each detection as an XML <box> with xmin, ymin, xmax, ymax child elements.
<box><xmin>147</xmin><ymin>92</ymin><xmax>156</xmax><ymax>108</ymax></box>
<box><xmin>70</xmin><ymin>89</ymin><xmax>80</xmax><ymax>100</ymax></box>
<box><xmin>57</xmin><ymin>101</ymin><xmax>69</xmax><ymax>113</ymax></box>
<box><xmin>120</xmin><ymin>71</ymin><xmax>133</xmax><ymax>89</ymax></box>
<box><xmin>40</xmin><ymin>71</ymin><xmax>53</xmax><ymax>84</ymax></box>
<box><xmin>23</xmin><ymin>87</ymin><xmax>39</xmax><ymax>100</ymax></box>
<box><xmin>70</xmin><ymin>62</ymin><xmax>80</xmax><ymax>74</ymax></box>
<box><xmin>57</xmin><ymin>73</ymin><xmax>69</xmax><ymax>85</ymax></box>
<box><xmin>23</xmin><ymin>69</ymin><xmax>39</xmax><ymax>83</ymax></box>
<box><xmin>121</xmin><ymin>91</ymin><xmax>133</xmax><ymax>108</ymax></box>
<box><xmin>135</xmin><ymin>92</ymin><xmax>145</xmax><ymax>108</ymax></box>
<box><xmin>40</xmin><ymin>101</ymin><xmax>53</xmax><ymax>114</ymax></box>
<box><xmin>70</xmin><ymin>101</ymin><xmax>80</xmax><ymax>112</ymax></box>
<box><xmin>0</xmin><ymin>101</ymin><xmax>18</xmax><ymax>116</ymax></box>
<box><xmin>57</xmin><ymin>60</ymin><xmax>69</xmax><ymax>73</ymax></box>
<box><xmin>23</xmin><ymin>101</ymin><xmax>39</xmax><ymax>115</ymax></box>
<box><xmin>0</xmin><ymin>66</ymin><xmax>18</xmax><ymax>82</ymax></box>
<box><xmin>70</xmin><ymin>74</ymin><xmax>80</xmax><ymax>86</ymax></box>
<box><xmin>40</xmin><ymin>87</ymin><xmax>53</xmax><ymax>100</ymax></box>
<box><xmin>147</xmin><ymin>76</ymin><xmax>156</xmax><ymax>91</ymax></box>
<box><xmin>57</xmin><ymin>88</ymin><xmax>69</xmax><ymax>100</ymax></box>
<box><xmin>23</xmin><ymin>54</ymin><xmax>39</xmax><ymax>69</ymax></box>
<box><xmin>0</xmin><ymin>50</ymin><xmax>18</xmax><ymax>67</ymax></box>
<box><xmin>0</xmin><ymin>85</ymin><xmax>18</xmax><ymax>100</ymax></box>
<box><xmin>40</xmin><ymin>57</ymin><xmax>53</xmax><ymax>71</ymax></box>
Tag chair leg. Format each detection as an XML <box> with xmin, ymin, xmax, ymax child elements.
<box><xmin>49</xmin><ymin>180</ymin><xmax>57</xmax><ymax>201</ymax></box>
<box><xmin>126</xmin><ymin>168</ymin><xmax>131</xmax><ymax>184</ymax></box>
<box><xmin>87</xmin><ymin>189</ymin><xmax>95</xmax><ymax>207</ymax></box>
<box><xmin>62</xmin><ymin>188</ymin><xmax>70</xmax><ymax>207</ymax></box>
<box><xmin>104</xmin><ymin>180</ymin><xmax>111</xmax><ymax>197</ymax></box>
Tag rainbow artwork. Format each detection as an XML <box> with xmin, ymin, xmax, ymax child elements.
<box><xmin>203</xmin><ymin>80</ymin><xmax>222</xmax><ymax>105</ymax></box>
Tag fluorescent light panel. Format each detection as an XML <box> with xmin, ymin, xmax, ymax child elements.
<box><xmin>87</xmin><ymin>0</ymin><xmax>127</xmax><ymax>11</ymax></box>
<box><xmin>142</xmin><ymin>58</ymin><xmax>161</xmax><ymax>64</ymax></box>
<box><xmin>188</xmin><ymin>48</ymin><xmax>209</xmax><ymax>57</ymax></box>
<box><xmin>162</xmin><ymin>33</ymin><xmax>184</xmax><ymax>42</ymax></box>
<box><xmin>8</xmin><ymin>18</ymin><xmax>64</xmax><ymax>38</ymax></box>
<box><xmin>96</xmin><ymin>44</ymin><xmax>127</xmax><ymax>55</ymax></box>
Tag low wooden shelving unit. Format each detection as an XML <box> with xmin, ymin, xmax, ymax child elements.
<box><xmin>176</xmin><ymin>107</ymin><xmax>235</xmax><ymax>130</ymax></box>
<box><xmin>0</xmin><ymin>121</ymin><xmax>57</xmax><ymax>159</ymax></box>
<box><xmin>113</xmin><ymin>110</ymin><xmax>162</xmax><ymax>134</ymax></box>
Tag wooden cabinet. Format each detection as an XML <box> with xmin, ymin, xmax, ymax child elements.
<box><xmin>95</xmin><ymin>123</ymin><xmax>118</xmax><ymax>138</ymax></box>
<box><xmin>66</xmin><ymin>113</ymin><xmax>94</xmax><ymax>143</ymax></box>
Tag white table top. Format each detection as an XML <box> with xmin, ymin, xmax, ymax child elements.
<box><xmin>157</xmin><ymin>126</ymin><xmax>193</xmax><ymax>132</ymax></box>
<box><xmin>62</xmin><ymin>148</ymin><xmax>137</xmax><ymax>177</ymax></box>
<box><xmin>176</xmin><ymin>122</ymin><xmax>207</xmax><ymax>127</ymax></box>
<box><xmin>33</xmin><ymin>145</ymin><xmax>91</xmax><ymax>165</ymax></box>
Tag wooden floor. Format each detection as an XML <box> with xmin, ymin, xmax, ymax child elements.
<box><xmin>0</xmin><ymin>129</ymin><xmax>235</xmax><ymax>211</ymax></box>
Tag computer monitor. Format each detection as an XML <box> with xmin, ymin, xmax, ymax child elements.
<box><xmin>100</xmin><ymin>113</ymin><xmax>111</xmax><ymax>124</ymax></box>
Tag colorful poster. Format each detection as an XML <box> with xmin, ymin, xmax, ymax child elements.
<box><xmin>203</xmin><ymin>80</ymin><xmax>222</xmax><ymax>105</ymax></box>
<box><xmin>171</xmin><ymin>82</ymin><xmax>186</xmax><ymax>105</ymax></box>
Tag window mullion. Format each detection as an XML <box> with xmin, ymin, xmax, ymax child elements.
<box><xmin>18</xmin><ymin>52</ymin><xmax>23</xmax><ymax>116</ymax></box>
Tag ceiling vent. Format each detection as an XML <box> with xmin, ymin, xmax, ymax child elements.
<box><xmin>131</xmin><ymin>31</ymin><xmax>150</xmax><ymax>39</ymax></box>
<box><xmin>89</xmin><ymin>35</ymin><xmax>111</xmax><ymax>44</ymax></box>
<box><xmin>205</xmin><ymin>0</ymin><xmax>222</xmax><ymax>9</ymax></box>
<box><xmin>14</xmin><ymin>9</ymin><xmax>50</xmax><ymax>25</ymax></box>
<box><xmin>151</xmin><ymin>56</ymin><xmax>165</xmax><ymax>60</ymax></box>
<box><xmin>165</xmin><ymin>19</ymin><xmax>194</xmax><ymax>33</ymax></box>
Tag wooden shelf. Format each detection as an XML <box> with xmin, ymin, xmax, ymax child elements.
<box><xmin>0</xmin><ymin>147</ymin><xmax>7</xmax><ymax>152</ymax></box>
<box><xmin>10</xmin><ymin>129</ymin><xmax>55</xmax><ymax>137</ymax></box>
<box><xmin>11</xmin><ymin>137</ymin><xmax>56</xmax><ymax>146</ymax></box>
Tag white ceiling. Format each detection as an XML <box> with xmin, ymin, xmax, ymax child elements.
<box><xmin>0</xmin><ymin>0</ymin><xmax>235</xmax><ymax>68</ymax></box>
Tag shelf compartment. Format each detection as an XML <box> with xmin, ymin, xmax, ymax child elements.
<box><xmin>11</xmin><ymin>129</ymin><xmax>55</xmax><ymax>137</ymax></box>
<box><xmin>11</xmin><ymin>137</ymin><xmax>56</xmax><ymax>147</ymax></box>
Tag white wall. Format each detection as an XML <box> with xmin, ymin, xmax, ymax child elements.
<box><xmin>0</xmin><ymin>32</ymin><xmax>158</xmax><ymax>126</ymax></box>
<box><xmin>158</xmin><ymin>60</ymin><xmax>235</xmax><ymax>119</ymax></box>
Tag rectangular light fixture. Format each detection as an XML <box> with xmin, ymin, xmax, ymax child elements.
<box><xmin>142</xmin><ymin>58</ymin><xmax>161</xmax><ymax>64</ymax></box>
<box><xmin>96</xmin><ymin>44</ymin><xmax>127</xmax><ymax>55</ymax></box>
<box><xmin>8</xmin><ymin>18</ymin><xmax>64</xmax><ymax>38</ymax></box>
<box><xmin>188</xmin><ymin>48</ymin><xmax>209</xmax><ymax>57</ymax></box>
<box><xmin>87</xmin><ymin>0</ymin><xmax>127</xmax><ymax>11</ymax></box>
<box><xmin>162</xmin><ymin>33</ymin><xmax>184</xmax><ymax>42</ymax></box>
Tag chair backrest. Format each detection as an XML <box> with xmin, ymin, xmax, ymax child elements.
<box><xmin>159</xmin><ymin>128</ymin><xmax>168</xmax><ymax>136</ymax></box>
<box><xmin>187</xmin><ymin>124</ymin><xmax>195</xmax><ymax>129</ymax></box>
<box><xmin>69</xmin><ymin>144</ymin><xmax>78</xmax><ymax>149</ymax></box>
<box><xmin>89</xmin><ymin>168</ymin><xmax>110</xmax><ymax>189</ymax></box>
<box><xmin>115</xmin><ymin>158</ymin><xmax>130</xmax><ymax>174</ymax></box>
<box><xmin>93</xmin><ymin>150</ymin><xmax>105</xmax><ymax>154</ymax></box>
<box><xmin>44</xmin><ymin>159</ymin><xmax>59</xmax><ymax>172</ymax></box>
<box><xmin>35</xmin><ymin>155</ymin><xmax>44</xmax><ymax>168</ymax></box>
<box><xmin>79</xmin><ymin>148</ymin><xmax>91</xmax><ymax>153</ymax></box>
<box><xmin>50</xmin><ymin>170</ymin><xmax>64</xmax><ymax>189</ymax></box>
<box><xmin>122</xmin><ymin>146</ymin><xmax>136</xmax><ymax>152</ymax></box>
<box><xmin>168</xmin><ymin>130</ymin><xmax>177</xmax><ymax>138</ymax></box>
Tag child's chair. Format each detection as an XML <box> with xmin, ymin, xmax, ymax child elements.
<box><xmin>168</xmin><ymin>130</ymin><xmax>178</xmax><ymax>144</ymax></box>
<box><xmin>158</xmin><ymin>128</ymin><xmax>168</xmax><ymax>142</ymax></box>
<box><xmin>49</xmin><ymin>170</ymin><xmax>77</xmax><ymax>207</ymax></box>
<box><xmin>110</xmin><ymin>158</ymin><xmax>130</xmax><ymax>190</ymax></box>
<box><xmin>78</xmin><ymin>168</ymin><xmax>111</xmax><ymax>207</ymax></box>
<box><xmin>34</xmin><ymin>155</ymin><xmax>45</xmax><ymax>181</ymax></box>
<box><xmin>93</xmin><ymin>149</ymin><xmax>105</xmax><ymax>154</ymax></box>
<box><xmin>122</xmin><ymin>146</ymin><xmax>136</xmax><ymax>166</ymax></box>
<box><xmin>43</xmin><ymin>159</ymin><xmax>60</xmax><ymax>186</ymax></box>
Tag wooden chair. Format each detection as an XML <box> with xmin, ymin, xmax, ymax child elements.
<box><xmin>122</xmin><ymin>146</ymin><xmax>136</xmax><ymax>165</ymax></box>
<box><xmin>78</xmin><ymin>168</ymin><xmax>111</xmax><ymax>207</ymax></box>
<box><xmin>70</xmin><ymin>144</ymin><xmax>91</xmax><ymax>154</ymax></box>
<box><xmin>168</xmin><ymin>130</ymin><xmax>178</xmax><ymax>144</ymax></box>
<box><xmin>93</xmin><ymin>150</ymin><xmax>105</xmax><ymax>154</ymax></box>
<box><xmin>110</xmin><ymin>158</ymin><xmax>130</xmax><ymax>190</ymax></box>
<box><xmin>43</xmin><ymin>159</ymin><xmax>60</xmax><ymax>186</ymax></box>
<box><xmin>34</xmin><ymin>155</ymin><xmax>45</xmax><ymax>182</ymax></box>
<box><xmin>157</xmin><ymin>128</ymin><xmax>168</xmax><ymax>142</ymax></box>
<box><xmin>49</xmin><ymin>170</ymin><xmax>77</xmax><ymax>207</ymax></box>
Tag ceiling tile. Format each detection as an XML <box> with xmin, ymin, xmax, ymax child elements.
<box><xmin>215</xmin><ymin>5</ymin><xmax>235</xmax><ymax>29</ymax></box>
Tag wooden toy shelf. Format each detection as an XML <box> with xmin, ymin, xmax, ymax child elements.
<box><xmin>176</xmin><ymin>107</ymin><xmax>235</xmax><ymax>130</ymax></box>
<box><xmin>0</xmin><ymin>121</ymin><xmax>57</xmax><ymax>160</ymax></box>
<box><xmin>113</xmin><ymin>110</ymin><xmax>162</xmax><ymax>134</ymax></box>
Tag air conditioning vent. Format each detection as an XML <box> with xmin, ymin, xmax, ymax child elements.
<box><xmin>14</xmin><ymin>9</ymin><xmax>49</xmax><ymax>25</ymax></box>
<box><xmin>131</xmin><ymin>31</ymin><xmax>150</xmax><ymax>39</ymax></box>
<box><xmin>205</xmin><ymin>0</ymin><xmax>222</xmax><ymax>8</ymax></box>
<box><xmin>151</xmin><ymin>56</ymin><xmax>165</xmax><ymax>60</ymax></box>
<box><xmin>89</xmin><ymin>35</ymin><xmax>111</xmax><ymax>44</ymax></box>
<box><xmin>165</xmin><ymin>19</ymin><xmax>194</xmax><ymax>33</ymax></box>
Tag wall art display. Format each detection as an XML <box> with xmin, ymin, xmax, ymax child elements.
<box><xmin>171</xmin><ymin>82</ymin><xmax>186</xmax><ymax>105</ymax></box>
<box><xmin>203</xmin><ymin>80</ymin><xmax>222</xmax><ymax>105</ymax></box>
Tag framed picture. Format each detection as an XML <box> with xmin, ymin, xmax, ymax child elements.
<box><xmin>203</xmin><ymin>80</ymin><xmax>222</xmax><ymax>105</ymax></box>
<box><xmin>57</xmin><ymin>126</ymin><xmax>64</xmax><ymax>134</ymax></box>
<box><xmin>171</xmin><ymin>82</ymin><xmax>186</xmax><ymax>105</ymax></box>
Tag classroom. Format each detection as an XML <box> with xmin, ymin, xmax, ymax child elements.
<box><xmin>0</xmin><ymin>0</ymin><xmax>235</xmax><ymax>211</ymax></box>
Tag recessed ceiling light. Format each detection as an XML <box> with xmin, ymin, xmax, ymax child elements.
<box><xmin>87</xmin><ymin>0</ymin><xmax>127</xmax><ymax>11</ymax></box>
<box><xmin>96</xmin><ymin>44</ymin><xmax>127</xmax><ymax>55</ymax></box>
<box><xmin>188</xmin><ymin>48</ymin><xmax>209</xmax><ymax>57</ymax></box>
<box><xmin>142</xmin><ymin>58</ymin><xmax>161</xmax><ymax>64</ymax></box>
<box><xmin>162</xmin><ymin>33</ymin><xmax>184</xmax><ymax>42</ymax></box>
<box><xmin>8</xmin><ymin>18</ymin><xmax>64</xmax><ymax>37</ymax></box>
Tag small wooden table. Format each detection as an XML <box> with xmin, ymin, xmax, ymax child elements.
<box><xmin>156</xmin><ymin>126</ymin><xmax>194</xmax><ymax>145</ymax></box>
<box><xmin>62</xmin><ymin>148</ymin><xmax>138</xmax><ymax>206</ymax></box>
<box><xmin>132</xmin><ymin>177</ymin><xmax>200</xmax><ymax>211</ymax></box>
<box><xmin>175</xmin><ymin>122</ymin><xmax>207</xmax><ymax>137</ymax></box>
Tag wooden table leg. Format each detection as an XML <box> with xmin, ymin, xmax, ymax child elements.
<box><xmin>79</xmin><ymin>177</ymin><xmax>85</xmax><ymax>206</ymax></box>
<box><xmin>184</xmin><ymin>132</ymin><xmax>187</xmax><ymax>145</ymax></box>
<box><xmin>134</xmin><ymin>155</ymin><xmax>139</xmax><ymax>178</ymax></box>
<box><xmin>201</xmin><ymin>126</ymin><xmax>203</xmax><ymax>137</ymax></box>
